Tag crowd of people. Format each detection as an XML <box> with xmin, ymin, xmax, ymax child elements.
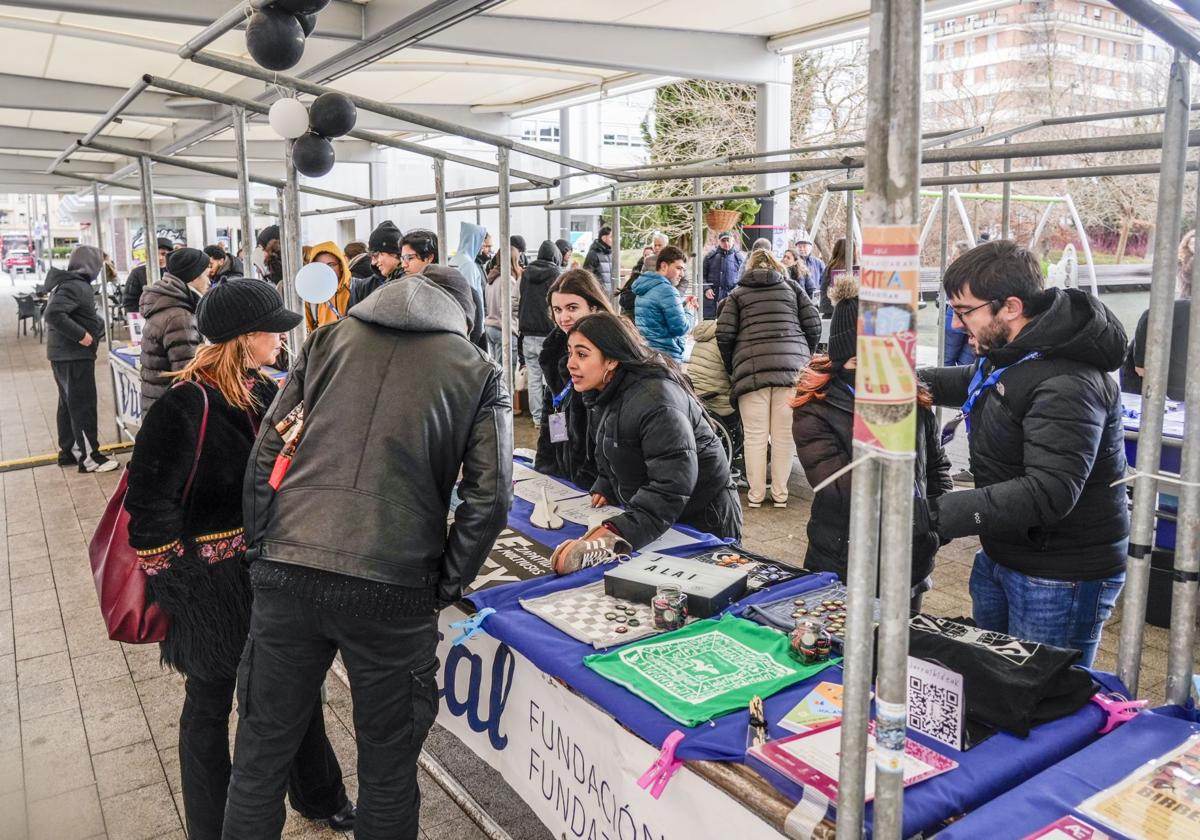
<box><xmin>38</xmin><ymin>211</ymin><xmax>1154</xmax><ymax>839</ymax></box>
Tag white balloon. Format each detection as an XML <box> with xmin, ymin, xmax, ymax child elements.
<box><xmin>269</xmin><ymin>98</ymin><xmax>309</xmax><ymax>140</ymax></box>
<box><xmin>295</xmin><ymin>262</ymin><xmax>338</xmax><ymax>304</ymax></box>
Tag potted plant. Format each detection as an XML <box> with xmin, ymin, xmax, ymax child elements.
<box><xmin>703</xmin><ymin>187</ymin><xmax>761</xmax><ymax>233</ymax></box>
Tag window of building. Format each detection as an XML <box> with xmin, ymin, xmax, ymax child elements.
<box><xmin>928</xmin><ymin>43</ymin><xmax>938</xmax><ymax>61</ymax></box>
<box><xmin>966</xmin><ymin>38</ymin><xmax>975</xmax><ymax>55</ymax></box>
<box><xmin>987</xmin><ymin>33</ymin><xmax>998</xmax><ymax>50</ymax></box>
<box><xmin>1079</xmin><ymin>3</ymin><xmax>1087</xmax><ymax>17</ymax></box>
<box><xmin>521</xmin><ymin>121</ymin><xmax>560</xmax><ymax>143</ymax></box>
<box><xmin>1093</xmin><ymin>6</ymin><xmax>1102</xmax><ymax>18</ymax></box>
<box><xmin>1079</xmin><ymin>34</ymin><xmax>1087</xmax><ymax>50</ymax></box>
<box><xmin>986</xmin><ymin>64</ymin><xmax>997</xmax><ymax>81</ymax></box>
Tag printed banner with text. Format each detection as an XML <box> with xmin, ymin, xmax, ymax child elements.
<box><xmin>435</xmin><ymin>611</ymin><xmax>788</xmax><ymax>840</ymax></box>
<box><xmin>853</xmin><ymin>225</ymin><xmax>921</xmax><ymax>454</ymax></box>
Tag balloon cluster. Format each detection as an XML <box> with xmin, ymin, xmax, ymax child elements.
<box><xmin>246</xmin><ymin>0</ymin><xmax>330</xmax><ymax>72</ymax></box>
<box><xmin>268</xmin><ymin>92</ymin><xmax>358</xmax><ymax>178</ymax></box>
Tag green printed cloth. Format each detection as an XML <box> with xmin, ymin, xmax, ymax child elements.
<box><xmin>583</xmin><ymin>614</ymin><xmax>837</xmax><ymax>727</ymax></box>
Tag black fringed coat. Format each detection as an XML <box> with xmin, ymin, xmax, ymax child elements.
<box><xmin>124</xmin><ymin>374</ymin><xmax>280</xmax><ymax>680</ymax></box>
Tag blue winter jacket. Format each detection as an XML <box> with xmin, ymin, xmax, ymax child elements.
<box><xmin>800</xmin><ymin>254</ymin><xmax>824</xmax><ymax>298</ymax></box>
<box><xmin>632</xmin><ymin>271</ymin><xmax>696</xmax><ymax>361</ymax></box>
<box><xmin>702</xmin><ymin>247</ymin><xmax>745</xmax><ymax>319</ymax></box>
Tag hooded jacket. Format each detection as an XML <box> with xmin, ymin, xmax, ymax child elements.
<box><xmin>245</xmin><ymin>277</ymin><xmax>512</xmax><ymax>603</ymax></box>
<box><xmin>44</xmin><ymin>266</ymin><xmax>103</xmax><ymax>362</ymax></box>
<box><xmin>703</xmin><ymin>246</ymin><xmax>745</xmax><ymax>320</ymax></box>
<box><xmin>303</xmin><ymin>242</ymin><xmax>353</xmax><ymax>332</ymax></box>
<box><xmin>686</xmin><ymin>319</ymin><xmax>734</xmax><ymax>416</ymax></box>
<box><xmin>139</xmin><ymin>272</ymin><xmax>201</xmax><ymax>413</ymax></box>
<box><xmin>518</xmin><ymin>241</ymin><xmax>561</xmax><ymax>337</ymax></box>
<box><xmin>632</xmin><ymin>271</ymin><xmax>696</xmax><ymax>362</ymax></box>
<box><xmin>583</xmin><ymin>238</ymin><xmax>612</xmax><ymax>283</ymax></box>
<box><xmin>793</xmin><ymin>374</ymin><xmax>952</xmax><ymax>586</ymax></box>
<box><xmin>716</xmin><ymin>267</ymin><xmax>820</xmax><ymax>400</ymax></box>
<box><xmin>210</xmin><ymin>255</ymin><xmax>244</xmax><ymax>287</ymax></box>
<box><xmin>922</xmin><ymin>288</ymin><xmax>1130</xmax><ymax>581</ymax></box>
<box><xmin>585</xmin><ymin>366</ymin><xmax>741</xmax><ymax>550</ymax></box>
<box><xmin>451</xmin><ymin>222</ymin><xmax>488</xmax><ymax>348</ymax></box>
<box><xmin>348</xmin><ymin>251</ymin><xmax>374</xmax><ymax>280</ymax></box>
<box><xmin>485</xmin><ymin>255</ymin><xmax>520</xmax><ymax>333</ymax></box>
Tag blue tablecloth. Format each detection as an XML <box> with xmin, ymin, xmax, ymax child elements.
<box><xmin>467</xmin><ymin>478</ymin><xmax>1134</xmax><ymax>837</ymax></box>
<box><xmin>938</xmin><ymin>707</ymin><xmax>1200</xmax><ymax>839</ymax></box>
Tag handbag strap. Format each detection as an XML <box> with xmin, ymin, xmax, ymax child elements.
<box><xmin>178</xmin><ymin>380</ymin><xmax>210</xmax><ymax>506</ymax></box>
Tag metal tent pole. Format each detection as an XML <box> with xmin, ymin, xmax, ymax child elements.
<box><xmin>42</xmin><ymin>194</ymin><xmax>52</xmax><ymax>273</ymax></box>
<box><xmin>1117</xmin><ymin>51</ymin><xmax>1190</xmax><ymax>696</ymax></box>
<box><xmin>434</xmin><ymin>159</ymin><xmax>448</xmax><ymax>263</ymax></box>
<box><xmin>845</xmin><ymin>181</ymin><xmax>855</xmax><ymax>266</ymax></box>
<box><xmin>693</xmin><ymin>177</ymin><xmax>704</xmax><ymax>319</ymax></box>
<box><xmin>1001</xmin><ymin>138</ymin><xmax>1012</xmax><ymax>239</ymax></box>
<box><xmin>280</xmin><ymin>143</ymin><xmax>304</xmax><ymax>356</ymax></box>
<box><xmin>546</xmin><ymin>188</ymin><xmax>553</xmax><ymax>243</ymax></box>
<box><xmin>232</xmin><ymin>105</ymin><xmax>255</xmax><ymax>263</ymax></box>
<box><xmin>139</xmin><ymin>158</ymin><xmax>159</xmax><ymax>287</ymax></box>
<box><xmin>498</xmin><ymin>148</ymin><xmax>514</xmax><ymax>400</ymax></box>
<box><xmin>27</xmin><ymin>195</ymin><xmax>40</xmax><ymax>284</ymax></box>
<box><xmin>835</xmin><ymin>455</ymin><xmax>882</xmax><ymax>838</ymax></box>
<box><xmin>93</xmin><ymin>182</ymin><xmax>123</xmax><ymax>442</ymax></box>
<box><xmin>1166</xmin><ymin>169</ymin><xmax>1200</xmax><ymax>704</ymax></box>
<box><xmin>938</xmin><ymin>166</ymin><xmax>950</xmax><ymax>380</ymax></box>
<box><xmin>610</xmin><ymin>187</ymin><xmax>621</xmax><ymax>297</ymax></box>
<box><xmin>862</xmin><ymin>0</ymin><xmax>921</xmax><ymax>834</ymax></box>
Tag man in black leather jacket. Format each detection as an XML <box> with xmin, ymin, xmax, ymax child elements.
<box><xmin>225</xmin><ymin>276</ymin><xmax>513</xmax><ymax>840</ymax></box>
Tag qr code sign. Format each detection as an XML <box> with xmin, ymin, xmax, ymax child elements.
<box><xmin>906</xmin><ymin>656</ymin><xmax>964</xmax><ymax>751</ymax></box>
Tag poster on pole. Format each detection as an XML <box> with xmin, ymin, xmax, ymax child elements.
<box><xmin>853</xmin><ymin>225</ymin><xmax>920</xmax><ymax>454</ymax></box>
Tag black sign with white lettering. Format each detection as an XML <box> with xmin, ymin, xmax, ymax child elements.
<box><xmin>466</xmin><ymin>527</ymin><xmax>557</xmax><ymax>594</ymax></box>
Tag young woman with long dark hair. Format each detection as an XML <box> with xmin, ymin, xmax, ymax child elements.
<box><xmin>124</xmin><ymin>280</ymin><xmax>353</xmax><ymax>839</ymax></box>
<box><xmin>534</xmin><ymin>268</ymin><xmax>615</xmax><ymax>487</ymax></box>
<box><xmin>549</xmin><ymin>312</ymin><xmax>742</xmax><ymax>573</ymax></box>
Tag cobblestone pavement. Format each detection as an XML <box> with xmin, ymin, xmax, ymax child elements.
<box><xmin>0</xmin><ymin>290</ymin><xmax>1170</xmax><ymax>839</ymax></box>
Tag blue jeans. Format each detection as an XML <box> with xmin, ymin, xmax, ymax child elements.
<box><xmin>485</xmin><ymin>325</ymin><xmax>518</xmax><ymax>376</ymax></box>
<box><xmin>521</xmin><ymin>334</ymin><xmax>546</xmax><ymax>427</ymax></box>
<box><xmin>969</xmin><ymin>550</ymin><xmax>1124</xmax><ymax>667</ymax></box>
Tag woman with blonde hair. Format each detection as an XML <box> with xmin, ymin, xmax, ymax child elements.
<box><xmin>124</xmin><ymin>280</ymin><xmax>353</xmax><ymax>839</ymax></box>
<box><xmin>716</xmin><ymin>248</ymin><xmax>820</xmax><ymax>508</ymax></box>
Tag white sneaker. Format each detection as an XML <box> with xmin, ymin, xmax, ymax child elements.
<box><xmin>81</xmin><ymin>457</ymin><xmax>119</xmax><ymax>474</ymax></box>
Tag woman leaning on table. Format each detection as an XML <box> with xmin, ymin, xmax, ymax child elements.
<box><xmin>122</xmin><ymin>280</ymin><xmax>354</xmax><ymax>840</ymax></box>
<box><xmin>549</xmin><ymin>312</ymin><xmax>742</xmax><ymax>575</ymax></box>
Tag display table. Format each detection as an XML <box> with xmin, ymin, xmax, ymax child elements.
<box><xmin>433</xmin><ymin>464</ymin><xmax>1132</xmax><ymax>839</ymax></box>
<box><xmin>937</xmin><ymin>708</ymin><xmax>1200</xmax><ymax>839</ymax></box>
<box><xmin>107</xmin><ymin>342</ymin><xmax>285</xmax><ymax>442</ymax></box>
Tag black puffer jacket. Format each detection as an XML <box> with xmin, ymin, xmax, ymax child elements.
<box><xmin>792</xmin><ymin>372</ymin><xmax>952</xmax><ymax>585</ymax></box>
<box><xmin>125</xmin><ymin>374</ymin><xmax>279</xmax><ymax>680</ymax></box>
<box><xmin>585</xmin><ymin>366</ymin><xmax>742</xmax><ymax>549</ymax></box>
<box><xmin>209</xmin><ymin>256</ymin><xmax>243</xmax><ymax>287</ymax></box>
<box><xmin>583</xmin><ymin>239</ymin><xmax>612</xmax><ymax>283</ymax></box>
<box><xmin>122</xmin><ymin>264</ymin><xmax>150</xmax><ymax>315</ymax></box>
<box><xmin>534</xmin><ymin>329</ymin><xmax>596</xmax><ymax>489</ymax></box>
<box><xmin>716</xmin><ymin>268</ymin><xmax>821</xmax><ymax>400</ymax></box>
<box><xmin>518</xmin><ymin>241</ymin><xmax>561</xmax><ymax>337</ymax></box>
<box><xmin>245</xmin><ymin>276</ymin><xmax>513</xmax><ymax>604</ymax></box>
<box><xmin>922</xmin><ymin>288</ymin><xmax>1130</xmax><ymax>581</ymax></box>
<box><xmin>139</xmin><ymin>272</ymin><xmax>201</xmax><ymax>413</ymax></box>
<box><xmin>43</xmin><ymin>267</ymin><xmax>103</xmax><ymax>363</ymax></box>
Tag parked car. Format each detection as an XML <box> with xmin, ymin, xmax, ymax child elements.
<box><xmin>4</xmin><ymin>249</ymin><xmax>34</xmax><ymax>274</ymax></box>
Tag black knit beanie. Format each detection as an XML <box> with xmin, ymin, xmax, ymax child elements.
<box><xmin>827</xmin><ymin>276</ymin><xmax>860</xmax><ymax>367</ymax></box>
<box><xmin>203</xmin><ymin>245</ymin><xmax>226</xmax><ymax>261</ymax></box>
<box><xmin>256</xmin><ymin>225</ymin><xmax>279</xmax><ymax>249</ymax></box>
<box><xmin>167</xmin><ymin>247</ymin><xmax>210</xmax><ymax>284</ymax></box>
<box><xmin>368</xmin><ymin>220</ymin><xmax>403</xmax><ymax>255</ymax></box>
<box><xmin>196</xmin><ymin>278</ymin><xmax>302</xmax><ymax>343</ymax></box>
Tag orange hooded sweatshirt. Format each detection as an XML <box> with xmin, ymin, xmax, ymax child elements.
<box><xmin>303</xmin><ymin>241</ymin><xmax>353</xmax><ymax>331</ymax></box>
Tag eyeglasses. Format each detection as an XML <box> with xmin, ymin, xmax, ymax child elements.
<box><xmin>399</xmin><ymin>254</ymin><xmax>421</xmax><ymax>263</ymax></box>
<box><xmin>951</xmin><ymin>299</ymin><xmax>999</xmax><ymax>320</ymax></box>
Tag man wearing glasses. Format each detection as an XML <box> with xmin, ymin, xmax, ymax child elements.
<box><xmin>920</xmin><ymin>240</ymin><xmax>1129</xmax><ymax>667</ymax></box>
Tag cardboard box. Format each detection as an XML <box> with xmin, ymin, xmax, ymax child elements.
<box><xmin>603</xmin><ymin>554</ymin><xmax>748</xmax><ymax>618</ymax></box>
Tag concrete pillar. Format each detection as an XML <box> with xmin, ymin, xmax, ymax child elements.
<box><xmin>203</xmin><ymin>201</ymin><xmax>219</xmax><ymax>249</ymax></box>
<box><xmin>753</xmin><ymin>56</ymin><xmax>793</xmax><ymax>249</ymax></box>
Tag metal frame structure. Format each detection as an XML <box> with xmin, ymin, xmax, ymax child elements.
<box><xmin>7</xmin><ymin>2</ymin><xmax>1200</xmax><ymax>836</ymax></box>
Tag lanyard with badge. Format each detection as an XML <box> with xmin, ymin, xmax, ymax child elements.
<box><xmin>548</xmin><ymin>382</ymin><xmax>573</xmax><ymax>443</ymax></box>
<box><xmin>940</xmin><ymin>351</ymin><xmax>1041</xmax><ymax>445</ymax></box>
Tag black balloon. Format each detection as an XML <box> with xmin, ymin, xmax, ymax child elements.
<box><xmin>245</xmin><ymin>8</ymin><xmax>305</xmax><ymax>71</ymax></box>
<box><xmin>273</xmin><ymin>0</ymin><xmax>331</xmax><ymax>13</ymax></box>
<box><xmin>308</xmin><ymin>92</ymin><xmax>357</xmax><ymax>138</ymax></box>
<box><xmin>292</xmin><ymin>132</ymin><xmax>335</xmax><ymax>178</ymax></box>
<box><xmin>296</xmin><ymin>12</ymin><xmax>318</xmax><ymax>37</ymax></box>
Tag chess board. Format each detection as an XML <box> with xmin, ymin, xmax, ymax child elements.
<box><xmin>520</xmin><ymin>581</ymin><xmax>679</xmax><ymax>649</ymax></box>
<box><xmin>682</xmin><ymin>546</ymin><xmax>805</xmax><ymax>591</ymax></box>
